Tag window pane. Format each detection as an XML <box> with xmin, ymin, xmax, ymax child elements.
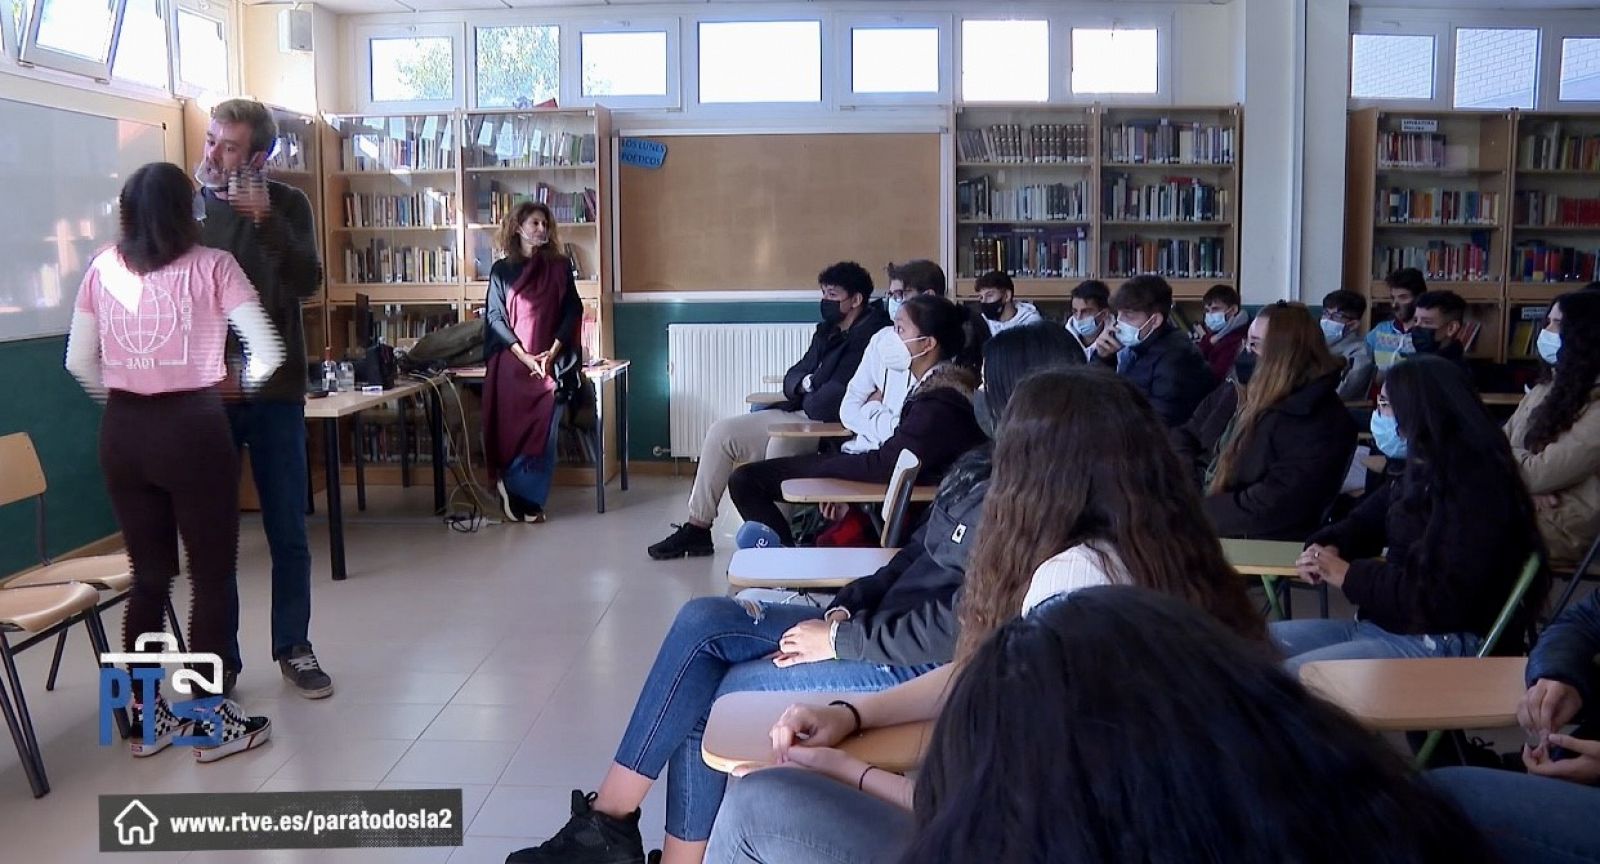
<box><xmin>582</xmin><ymin>31</ymin><xmax>666</xmax><ymax>97</ymax></box>
<box><xmin>1350</xmin><ymin>33</ymin><xmax>1434</xmax><ymax>99</ymax></box>
<box><xmin>112</xmin><ymin>0</ymin><xmax>168</xmax><ymax>89</ymax></box>
<box><xmin>1560</xmin><ymin>37</ymin><xmax>1600</xmax><ymax>101</ymax></box>
<box><xmin>36</xmin><ymin>0</ymin><xmax>116</xmax><ymax>62</ymax></box>
<box><xmin>1454</xmin><ymin>28</ymin><xmax>1538</xmax><ymax>109</ymax></box>
<box><xmin>177</xmin><ymin>8</ymin><xmax>228</xmax><ymax>94</ymax></box>
<box><xmin>852</xmin><ymin>27</ymin><xmax>938</xmax><ymax>94</ymax></box>
<box><xmin>369</xmin><ymin>36</ymin><xmax>452</xmax><ymax>103</ymax></box>
<box><xmin>962</xmin><ymin>20</ymin><xmax>1047</xmax><ymax>102</ymax></box>
<box><xmin>1072</xmin><ymin>28</ymin><xmax>1157</xmax><ymax>94</ymax></box>
<box><xmin>11</xmin><ymin>0</ymin><xmax>32</xmax><ymax>53</ymax></box>
<box><xmin>476</xmin><ymin>25</ymin><xmax>557</xmax><ymax>108</ymax></box>
<box><xmin>699</xmin><ymin>21</ymin><xmax>820</xmax><ymax>103</ymax></box>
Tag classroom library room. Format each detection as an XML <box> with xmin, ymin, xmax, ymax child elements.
<box><xmin>3</xmin><ymin>0</ymin><xmax>1600</xmax><ymax>860</ymax></box>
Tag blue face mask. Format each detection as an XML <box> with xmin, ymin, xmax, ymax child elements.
<box><xmin>1537</xmin><ymin>329</ymin><xmax>1562</xmax><ymax>366</ymax></box>
<box><xmin>1204</xmin><ymin>311</ymin><xmax>1228</xmax><ymax>333</ymax></box>
<box><xmin>1114</xmin><ymin>319</ymin><xmax>1146</xmax><ymax>347</ymax></box>
<box><xmin>1370</xmin><ymin>412</ymin><xmax>1408</xmax><ymax>460</ymax></box>
<box><xmin>1320</xmin><ymin>318</ymin><xmax>1347</xmax><ymax>344</ymax></box>
<box><xmin>886</xmin><ymin>297</ymin><xmax>904</xmax><ymax>320</ymax></box>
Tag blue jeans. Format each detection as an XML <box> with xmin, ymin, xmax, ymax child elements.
<box><xmin>502</xmin><ymin>404</ymin><xmax>563</xmax><ymax>509</ymax></box>
<box><xmin>1270</xmin><ymin>617</ymin><xmax>1483</xmax><ymax>677</ymax></box>
<box><xmin>707</xmin><ymin>764</ymin><xmax>911</xmax><ymax>864</ymax></box>
<box><xmin>225</xmin><ymin>400</ymin><xmax>313</xmax><ymax>666</ymax></box>
<box><xmin>1430</xmin><ymin>767</ymin><xmax>1600</xmax><ymax>863</ymax></box>
<box><xmin>611</xmin><ymin>597</ymin><xmax>938</xmax><ymax>842</ymax></box>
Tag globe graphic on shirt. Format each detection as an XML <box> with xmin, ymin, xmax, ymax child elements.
<box><xmin>105</xmin><ymin>283</ymin><xmax>179</xmax><ymax>355</ymax></box>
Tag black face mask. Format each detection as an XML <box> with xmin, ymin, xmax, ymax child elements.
<box><xmin>979</xmin><ymin>301</ymin><xmax>1005</xmax><ymax>321</ymax></box>
<box><xmin>1410</xmin><ymin>326</ymin><xmax>1441</xmax><ymax>354</ymax></box>
<box><xmin>820</xmin><ymin>299</ymin><xmax>845</xmax><ymax>325</ymax></box>
<box><xmin>1233</xmin><ymin>350</ymin><xmax>1257</xmax><ymax>385</ymax></box>
<box><xmin>1396</xmin><ymin>302</ymin><xmax>1416</xmax><ymax>324</ymax></box>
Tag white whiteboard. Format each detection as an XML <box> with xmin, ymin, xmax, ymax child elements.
<box><xmin>0</xmin><ymin>98</ymin><xmax>166</xmax><ymax>342</ymax></box>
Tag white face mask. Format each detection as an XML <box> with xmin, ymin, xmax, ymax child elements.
<box><xmin>1537</xmin><ymin>328</ymin><xmax>1562</xmax><ymax>365</ymax></box>
<box><xmin>881</xmin><ymin>331</ymin><xmax>931</xmax><ymax>372</ymax></box>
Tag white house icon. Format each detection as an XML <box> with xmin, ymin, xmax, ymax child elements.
<box><xmin>114</xmin><ymin>799</ymin><xmax>158</xmax><ymax>846</ymax></box>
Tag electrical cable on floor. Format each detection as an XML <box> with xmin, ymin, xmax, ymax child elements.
<box><xmin>402</xmin><ymin>372</ymin><xmax>499</xmax><ymax>534</ymax></box>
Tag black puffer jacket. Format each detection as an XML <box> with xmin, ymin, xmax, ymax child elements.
<box><xmin>780</xmin><ymin>305</ymin><xmax>890</xmax><ymax>421</ymax></box>
<box><xmin>1119</xmin><ymin>323</ymin><xmax>1217</xmax><ymax>426</ymax></box>
<box><xmin>828</xmin><ymin>447</ymin><xmax>990</xmax><ymax>665</ymax></box>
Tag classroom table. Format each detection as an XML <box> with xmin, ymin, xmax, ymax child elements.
<box><xmin>1298</xmin><ymin>657</ymin><xmax>1526</xmax><ymax>731</ymax></box>
<box><xmin>767</xmin><ymin>421</ymin><xmax>851</xmax><ymax>439</ymax></box>
<box><xmin>1220</xmin><ymin>538</ymin><xmax>1304</xmax><ymax>620</ymax></box>
<box><xmin>727</xmin><ymin>547</ymin><xmax>900</xmax><ymax>589</ymax></box>
<box><xmin>781</xmin><ymin>478</ymin><xmax>938</xmax><ymax>504</ymax></box>
<box><xmin>761</xmin><ymin>375</ymin><xmax>784</xmax><ymax>384</ymax></box>
<box><xmin>746</xmin><ymin>392</ymin><xmax>786</xmax><ymax>406</ymax></box>
<box><xmin>305</xmin><ymin>376</ymin><xmax>447</xmax><ymax>581</ymax></box>
<box><xmin>1480</xmin><ymin>391</ymin><xmax>1526</xmax><ymax>407</ymax></box>
<box><xmin>702</xmin><ymin>690</ymin><xmax>932</xmax><ymax>775</ymax></box>
<box><xmin>451</xmin><ymin>360</ymin><xmax>632</xmax><ymax>514</ymax></box>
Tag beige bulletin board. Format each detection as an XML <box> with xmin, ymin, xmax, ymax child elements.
<box><xmin>619</xmin><ymin>133</ymin><xmax>941</xmax><ymax>293</ymax></box>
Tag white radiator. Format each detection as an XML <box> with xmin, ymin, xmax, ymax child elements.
<box><xmin>668</xmin><ymin>323</ymin><xmax>815</xmax><ymax>458</ymax></box>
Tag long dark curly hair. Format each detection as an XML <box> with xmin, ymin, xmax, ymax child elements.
<box><xmin>1525</xmin><ymin>291</ymin><xmax>1600</xmax><ymax>454</ymax></box>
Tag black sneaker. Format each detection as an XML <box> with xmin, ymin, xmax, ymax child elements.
<box><xmin>505</xmin><ymin>790</ymin><xmax>644</xmax><ymax>864</ymax></box>
<box><xmin>193</xmin><ymin>698</ymin><xmax>271</xmax><ymax>763</ymax></box>
<box><xmin>129</xmin><ymin>696</ymin><xmax>190</xmax><ymax>758</ymax></box>
<box><xmin>498</xmin><ymin>480</ymin><xmax>527</xmax><ymax>523</ymax></box>
<box><xmin>647</xmin><ymin>524</ymin><xmax>714</xmax><ymax>560</ymax></box>
<box><xmin>279</xmin><ymin>646</ymin><xmax>334</xmax><ymax>699</ymax></box>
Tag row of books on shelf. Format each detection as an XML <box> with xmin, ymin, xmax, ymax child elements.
<box><xmin>956</xmin><ymin>177</ymin><xmax>1087</xmax><ymax>222</ymax></box>
<box><xmin>469</xmin><ymin>238</ymin><xmax>584</xmax><ymax>283</ymax></box>
<box><xmin>266</xmin><ymin>131</ymin><xmax>309</xmax><ymax>172</ymax></box>
<box><xmin>1377</xmin><ymin>132</ymin><xmax>1455</xmax><ymax>169</ymax></box>
<box><xmin>1512</xmin><ymin>243</ymin><xmax>1599</xmax><ymax>283</ymax></box>
<box><xmin>1378</xmin><ymin>188</ymin><xmax>1498</xmax><ymax>226</ymax></box>
<box><xmin>1104</xmin><ymin>122</ymin><xmax>1234</xmax><ymax>166</ymax></box>
<box><xmin>477</xmin><ymin>183</ymin><xmax>598</xmax><ymax>225</ymax></box>
<box><xmin>342</xmin><ymin>240</ymin><xmax>459</xmax><ymax>285</ymax></box>
<box><xmin>342</xmin><ymin>119</ymin><xmax>457</xmax><ymax>172</ymax></box>
<box><xmin>964</xmin><ymin>228</ymin><xmax>1091</xmax><ymax>279</ymax></box>
<box><xmin>466</xmin><ymin>115</ymin><xmax>597</xmax><ymax>167</ymax></box>
<box><xmin>1103</xmin><ymin>175</ymin><xmax>1228</xmax><ymax>223</ymax></box>
<box><xmin>1106</xmin><ymin>236</ymin><xmax>1229</xmax><ymax>279</ymax></box>
<box><xmin>1509</xmin><ymin>309</ymin><xmax>1553</xmax><ymax>359</ymax></box>
<box><xmin>956</xmin><ymin>124</ymin><xmax>1093</xmax><ymax>164</ymax></box>
<box><xmin>1513</xmin><ymin>193</ymin><xmax>1600</xmax><ymax>228</ymax></box>
<box><xmin>356</xmin><ymin>423</ymin><xmax>435</xmax><ymax>467</ymax></box>
<box><xmin>1518</xmin><ymin>127</ymin><xmax>1600</xmax><ymax>172</ymax></box>
<box><xmin>1375</xmin><ymin>241</ymin><xmax>1494</xmax><ymax>281</ymax></box>
<box><xmin>343</xmin><ymin>190</ymin><xmax>456</xmax><ymax>229</ymax></box>
<box><xmin>362</xmin><ymin>310</ymin><xmax>461</xmax><ymax>345</ymax></box>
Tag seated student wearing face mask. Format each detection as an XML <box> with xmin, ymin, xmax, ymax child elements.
<box><xmin>973</xmin><ymin>270</ymin><xmax>1041</xmax><ymax>335</ymax></box>
<box><xmin>1321</xmin><ymin>289</ymin><xmax>1377</xmax><ymax>402</ymax></box>
<box><xmin>1409</xmin><ymin>289</ymin><xmax>1472</xmax><ymax>370</ymax></box>
<box><xmin>1195</xmin><ymin>283</ymin><xmax>1251</xmax><ymax>382</ymax></box>
<box><xmin>648</xmin><ymin>262</ymin><xmax>888</xmax><ymax>560</ymax></box>
<box><xmin>1091</xmin><ymin>274</ymin><xmax>1218</xmax><ymax>426</ymax></box>
<box><xmin>1370</xmin><ymin>268</ymin><xmax>1425</xmax><ymax>377</ymax></box>
<box><xmin>839</xmin><ymin>260</ymin><xmax>948</xmax><ymax>455</ymax></box>
<box><xmin>1172</xmin><ymin>302</ymin><xmax>1357</xmax><ymax>541</ymax></box>
<box><xmin>1066</xmin><ymin>279</ymin><xmax>1113</xmax><ymax>364</ymax></box>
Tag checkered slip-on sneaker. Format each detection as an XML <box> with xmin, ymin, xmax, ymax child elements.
<box><xmin>193</xmin><ymin>698</ymin><xmax>271</xmax><ymax>764</ymax></box>
<box><xmin>129</xmin><ymin>696</ymin><xmax>190</xmax><ymax>758</ymax></box>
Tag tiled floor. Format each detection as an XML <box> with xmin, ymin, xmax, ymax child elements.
<box><xmin>0</xmin><ymin>473</ymin><xmax>734</xmax><ymax>862</ymax></box>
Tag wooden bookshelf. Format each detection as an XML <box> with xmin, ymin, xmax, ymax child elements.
<box><xmin>1345</xmin><ymin>108</ymin><xmax>1600</xmax><ymax>364</ymax></box>
<box><xmin>952</xmin><ymin>104</ymin><xmax>1242</xmax><ymax>309</ymax></box>
<box><xmin>318</xmin><ymin>108</ymin><xmax>617</xmax><ymax>488</ymax></box>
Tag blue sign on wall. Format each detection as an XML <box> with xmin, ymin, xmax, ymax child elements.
<box><xmin>619</xmin><ymin>138</ymin><xmax>668</xmax><ymax>169</ymax></box>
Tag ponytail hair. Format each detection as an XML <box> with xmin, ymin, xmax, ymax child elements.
<box><xmin>903</xmin><ymin>294</ymin><xmax>988</xmax><ymax>372</ymax></box>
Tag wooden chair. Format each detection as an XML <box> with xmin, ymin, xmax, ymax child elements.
<box><xmin>731</xmin><ymin>451</ymin><xmax>921</xmax><ymax>593</ymax></box>
<box><xmin>0</xmin><ymin>433</ymin><xmax>184</xmax><ymax>692</ymax></box>
<box><xmin>0</xmin><ymin>583</ymin><xmax>110</xmax><ymax>797</ymax></box>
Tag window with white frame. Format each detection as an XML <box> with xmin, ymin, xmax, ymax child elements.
<box><xmin>581</xmin><ymin>30</ymin><xmax>667</xmax><ymax>98</ymax></box>
<box><xmin>1350</xmin><ymin>33</ymin><xmax>1435</xmax><ymax>100</ymax></box>
<box><xmin>111</xmin><ymin>0</ymin><xmax>168</xmax><ymax>90</ymax></box>
<box><xmin>698</xmin><ymin>20</ymin><xmax>821</xmax><ymax>104</ymax></box>
<box><xmin>22</xmin><ymin>0</ymin><xmax>119</xmax><ymax>77</ymax></box>
<box><xmin>850</xmin><ymin>26</ymin><xmax>939</xmax><ymax>94</ymax></box>
<box><xmin>961</xmin><ymin>19</ymin><xmax>1048</xmax><ymax>102</ymax></box>
<box><xmin>370</xmin><ymin>35</ymin><xmax>452</xmax><ymax>104</ymax></box>
<box><xmin>476</xmin><ymin>25</ymin><xmax>557</xmax><ymax>108</ymax></box>
<box><xmin>176</xmin><ymin>4</ymin><xmax>229</xmax><ymax>95</ymax></box>
<box><xmin>1071</xmin><ymin>27</ymin><xmax>1157</xmax><ymax>94</ymax></box>
<box><xmin>3</xmin><ymin>0</ymin><xmax>29</xmax><ymax>60</ymax></box>
<box><xmin>1453</xmin><ymin>27</ymin><xmax>1538</xmax><ymax>109</ymax></box>
<box><xmin>1559</xmin><ymin>37</ymin><xmax>1600</xmax><ymax>101</ymax></box>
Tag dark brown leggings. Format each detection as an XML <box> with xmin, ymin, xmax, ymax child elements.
<box><xmin>100</xmin><ymin>388</ymin><xmax>240</xmax><ymax>659</ymax></box>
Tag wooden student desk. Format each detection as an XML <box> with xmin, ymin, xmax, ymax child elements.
<box><xmin>746</xmin><ymin>392</ymin><xmax>786</xmax><ymax>406</ymax></box>
<box><xmin>781</xmin><ymin>478</ymin><xmax>938</xmax><ymax>504</ymax></box>
<box><xmin>305</xmin><ymin>376</ymin><xmax>447</xmax><ymax>581</ymax></box>
<box><xmin>727</xmin><ymin>547</ymin><xmax>900</xmax><ymax>589</ymax></box>
<box><xmin>450</xmin><ymin>360</ymin><xmax>632</xmax><ymax>514</ymax></box>
<box><xmin>767</xmin><ymin>422</ymin><xmax>851</xmax><ymax>439</ymax></box>
<box><xmin>703</xmin><ymin>690</ymin><xmax>932</xmax><ymax>775</ymax></box>
<box><xmin>1299</xmin><ymin>657</ymin><xmax>1526</xmax><ymax>731</ymax></box>
<box><xmin>1481</xmin><ymin>392</ymin><xmax>1526</xmax><ymax>407</ymax></box>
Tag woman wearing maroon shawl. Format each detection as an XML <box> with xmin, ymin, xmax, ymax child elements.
<box><xmin>483</xmin><ymin>201</ymin><xmax>582</xmax><ymax>523</ymax></box>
